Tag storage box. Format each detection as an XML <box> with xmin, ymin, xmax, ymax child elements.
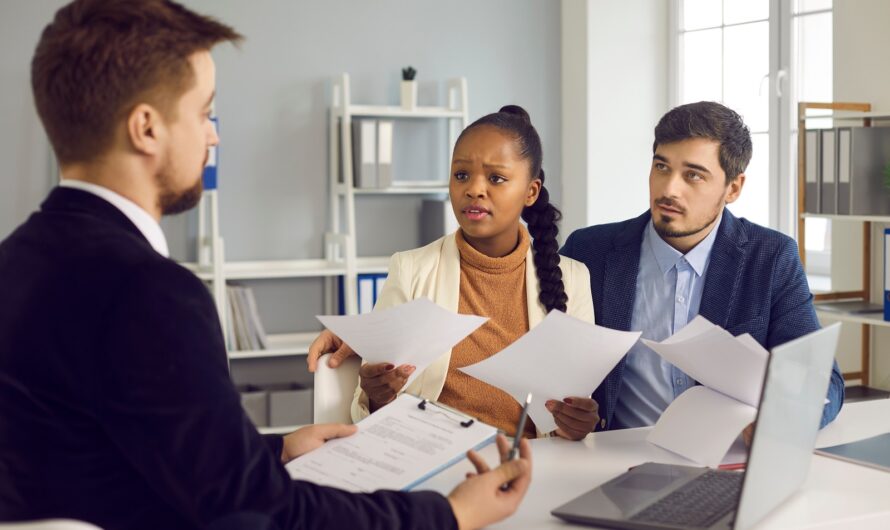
<box><xmin>237</xmin><ymin>384</ymin><xmax>268</xmax><ymax>428</ymax></box>
<box><xmin>267</xmin><ymin>383</ymin><xmax>313</xmax><ymax>427</ymax></box>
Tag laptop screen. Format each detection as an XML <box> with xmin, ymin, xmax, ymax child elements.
<box><xmin>733</xmin><ymin>324</ymin><xmax>840</xmax><ymax>529</ymax></box>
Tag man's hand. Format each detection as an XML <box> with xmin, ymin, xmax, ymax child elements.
<box><xmin>307</xmin><ymin>330</ymin><xmax>357</xmax><ymax>372</ymax></box>
<box><xmin>447</xmin><ymin>434</ymin><xmax>532</xmax><ymax>530</ymax></box>
<box><xmin>359</xmin><ymin>362</ymin><xmax>415</xmax><ymax>411</ymax></box>
<box><xmin>280</xmin><ymin>423</ymin><xmax>357</xmax><ymax>464</ymax></box>
<box><xmin>742</xmin><ymin>422</ymin><xmax>755</xmax><ymax>447</ymax></box>
<box><xmin>545</xmin><ymin>397</ymin><xmax>599</xmax><ymax>441</ymax></box>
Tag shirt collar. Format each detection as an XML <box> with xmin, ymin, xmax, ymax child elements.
<box><xmin>58</xmin><ymin>180</ymin><xmax>170</xmax><ymax>258</ymax></box>
<box><xmin>645</xmin><ymin>211</ymin><xmax>723</xmax><ymax>277</ymax></box>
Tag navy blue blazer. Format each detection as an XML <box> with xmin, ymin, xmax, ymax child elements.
<box><xmin>0</xmin><ymin>188</ymin><xmax>456</xmax><ymax>529</ymax></box>
<box><xmin>561</xmin><ymin>209</ymin><xmax>844</xmax><ymax>431</ymax></box>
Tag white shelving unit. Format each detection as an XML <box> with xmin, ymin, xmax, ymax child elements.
<box><xmin>797</xmin><ymin>101</ymin><xmax>890</xmax><ymax>387</ymax></box>
<box><xmin>182</xmin><ymin>73</ymin><xmax>468</xmax><ymax>433</ymax></box>
<box><xmin>327</xmin><ymin>72</ymin><xmax>468</xmax><ymax>314</ymax></box>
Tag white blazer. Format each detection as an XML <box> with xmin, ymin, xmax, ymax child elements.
<box><xmin>350</xmin><ymin>232</ymin><xmax>595</xmax><ymax>423</ymax></box>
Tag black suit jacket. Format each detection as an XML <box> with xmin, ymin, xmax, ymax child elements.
<box><xmin>0</xmin><ymin>188</ymin><xmax>456</xmax><ymax>529</ymax></box>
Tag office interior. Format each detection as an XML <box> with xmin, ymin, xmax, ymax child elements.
<box><xmin>2</xmin><ymin>0</ymin><xmax>888</xmax><ymax>480</ymax></box>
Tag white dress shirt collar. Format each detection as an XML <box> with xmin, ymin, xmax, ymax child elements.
<box><xmin>58</xmin><ymin>179</ymin><xmax>170</xmax><ymax>258</ymax></box>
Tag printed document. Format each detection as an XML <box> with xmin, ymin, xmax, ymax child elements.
<box><xmin>460</xmin><ymin>311</ymin><xmax>640</xmax><ymax>433</ymax></box>
<box><xmin>317</xmin><ymin>298</ymin><xmax>487</xmax><ymax>385</ymax></box>
<box><xmin>286</xmin><ymin>394</ymin><xmax>496</xmax><ymax>492</ymax></box>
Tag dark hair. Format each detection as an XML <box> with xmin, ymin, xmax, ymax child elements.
<box><xmin>455</xmin><ymin>105</ymin><xmax>567</xmax><ymax>313</ymax></box>
<box><xmin>31</xmin><ymin>0</ymin><xmax>242</xmax><ymax>164</ymax></box>
<box><xmin>653</xmin><ymin>101</ymin><xmax>753</xmax><ymax>184</ymax></box>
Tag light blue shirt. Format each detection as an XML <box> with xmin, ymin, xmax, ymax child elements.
<box><xmin>612</xmin><ymin>213</ymin><xmax>723</xmax><ymax>429</ymax></box>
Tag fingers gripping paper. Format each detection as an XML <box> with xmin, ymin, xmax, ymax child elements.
<box><xmin>460</xmin><ymin>311</ymin><xmax>641</xmax><ymax>434</ymax></box>
<box><xmin>317</xmin><ymin>298</ymin><xmax>488</xmax><ymax>386</ymax></box>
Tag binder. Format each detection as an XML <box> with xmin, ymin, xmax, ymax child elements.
<box><xmin>885</xmin><ymin>228</ymin><xmax>890</xmax><ymax>322</ymax></box>
<box><xmin>820</xmin><ymin>129</ymin><xmax>836</xmax><ymax>214</ymax></box>
<box><xmin>804</xmin><ymin>129</ymin><xmax>821</xmax><ymax>213</ymax></box>
<box><xmin>285</xmin><ymin>394</ymin><xmax>496</xmax><ymax>492</ymax></box>
<box><xmin>358</xmin><ymin>275</ymin><xmax>375</xmax><ymax>314</ymax></box>
<box><xmin>377</xmin><ymin>120</ymin><xmax>394</xmax><ymax>188</ymax></box>
<box><xmin>420</xmin><ymin>198</ymin><xmax>460</xmax><ymax>245</ymax></box>
<box><xmin>840</xmin><ymin>126</ymin><xmax>890</xmax><ymax>215</ymax></box>
<box><xmin>836</xmin><ymin>128</ymin><xmax>851</xmax><ymax>215</ymax></box>
<box><xmin>202</xmin><ymin>116</ymin><xmax>219</xmax><ymax>190</ymax></box>
<box><xmin>352</xmin><ymin>119</ymin><xmax>377</xmax><ymax>188</ymax></box>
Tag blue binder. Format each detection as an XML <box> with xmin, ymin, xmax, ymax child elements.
<box><xmin>202</xmin><ymin>116</ymin><xmax>219</xmax><ymax>190</ymax></box>
<box><xmin>885</xmin><ymin>228</ymin><xmax>890</xmax><ymax>321</ymax></box>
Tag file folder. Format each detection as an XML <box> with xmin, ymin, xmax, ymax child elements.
<box><xmin>352</xmin><ymin>119</ymin><xmax>377</xmax><ymax>188</ymax></box>
<box><xmin>804</xmin><ymin>129</ymin><xmax>821</xmax><ymax>213</ymax></box>
<box><xmin>377</xmin><ymin>120</ymin><xmax>394</xmax><ymax>188</ymax></box>
<box><xmin>836</xmin><ymin>128</ymin><xmax>851</xmax><ymax>215</ymax></box>
<box><xmin>839</xmin><ymin>126</ymin><xmax>890</xmax><ymax>215</ymax></box>
<box><xmin>885</xmin><ymin>228</ymin><xmax>890</xmax><ymax>322</ymax></box>
<box><xmin>820</xmin><ymin>129</ymin><xmax>836</xmax><ymax>214</ymax></box>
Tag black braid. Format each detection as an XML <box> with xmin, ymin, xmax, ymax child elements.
<box><xmin>456</xmin><ymin>104</ymin><xmax>567</xmax><ymax>313</ymax></box>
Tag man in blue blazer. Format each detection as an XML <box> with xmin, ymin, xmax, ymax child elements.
<box><xmin>561</xmin><ymin>101</ymin><xmax>844</xmax><ymax>432</ymax></box>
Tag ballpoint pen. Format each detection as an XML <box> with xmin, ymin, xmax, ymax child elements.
<box><xmin>500</xmin><ymin>392</ymin><xmax>532</xmax><ymax>490</ymax></box>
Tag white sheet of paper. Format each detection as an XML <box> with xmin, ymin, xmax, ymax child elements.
<box><xmin>641</xmin><ymin>322</ymin><xmax>768</xmax><ymax>407</ymax></box>
<box><xmin>647</xmin><ymin>386</ymin><xmax>757</xmax><ymax>468</ymax></box>
<box><xmin>459</xmin><ymin>311</ymin><xmax>641</xmax><ymax>434</ymax></box>
<box><xmin>286</xmin><ymin>394</ymin><xmax>496</xmax><ymax>492</ymax></box>
<box><xmin>317</xmin><ymin>298</ymin><xmax>487</xmax><ymax>386</ymax></box>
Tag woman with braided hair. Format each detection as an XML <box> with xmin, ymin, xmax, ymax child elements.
<box><xmin>309</xmin><ymin>105</ymin><xmax>599</xmax><ymax>440</ymax></box>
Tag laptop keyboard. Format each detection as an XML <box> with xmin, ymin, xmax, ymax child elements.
<box><xmin>629</xmin><ymin>470</ymin><xmax>743</xmax><ymax>528</ymax></box>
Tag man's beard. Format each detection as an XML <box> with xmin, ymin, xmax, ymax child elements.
<box><xmin>156</xmin><ymin>156</ymin><xmax>205</xmax><ymax>215</ymax></box>
<box><xmin>653</xmin><ymin>201</ymin><xmax>721</xmax><ymax>239</ymax></box>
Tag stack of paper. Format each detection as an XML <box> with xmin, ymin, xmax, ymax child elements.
<box><xmin>643</xmin><ymin>316</ymin><xmax>769</xmax><ymax>467</ymax></box>
<box><xmin>460</xmin><ymin>311</ymin><xmax>641</xmax><ymax>434</ymax></box>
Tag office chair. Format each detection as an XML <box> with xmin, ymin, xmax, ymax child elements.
<box><xmin>312</xmin><ymin>353</ymin><xmax>361</xmax><ymax>424</ymax></box>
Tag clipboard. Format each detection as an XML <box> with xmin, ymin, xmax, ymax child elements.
<box><xmin>285</xmin><ymin>394</ymin><xmax>497</xmax><ymax>492</ymax></box>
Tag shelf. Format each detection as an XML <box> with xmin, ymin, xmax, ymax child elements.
<box><xmin>338</xmin><ymin>105</ymin><xmax>463</xmax><ymax>119</ymax></box>
<box><xmin>813</xmin><ymin>110</ymin><xmax>890</xmax><ymax>121</ymax></box>
<box><xmin>356</xmin><ymin>256</ymin><xmax>391</xmax><ymax>274</ymax></box>
<box><xmin>815</xmin><ymin>309</ymin><xmax>890</xmax><ymax>328</ymax></box>
<box><xmin>182</xmin><ymin>259</ymin><xmax>348</xmax><ymax>281</ymax></box>
<box><xmin>801</xmin><ymin>213</ymin><xmax>890</xmax><ymax>223</ymax></box>
<box><xmin>227</xmin><ymin>332</ymin><xmax>316</xmax><ymax>360</ymax></box>
<box><xmin>258</xmin><ymin>425</ymin><xmax>303</xmax><ymax>435</ymax></box>
<box><xmin>352</xmin><ymin>186</ymin><xmax>449</xmax><ymax>195</ymax></box>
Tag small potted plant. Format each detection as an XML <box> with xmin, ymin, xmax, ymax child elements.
<box><xmin>401</xmin><ymin>66</ymin><xmax>417</xmax><ymax>111</ymax></box>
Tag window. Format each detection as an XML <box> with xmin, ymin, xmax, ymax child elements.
<box><xmin>677</xmin><ymin>0</ymin><xmax>771</xmax><ymax>228</ymax></box>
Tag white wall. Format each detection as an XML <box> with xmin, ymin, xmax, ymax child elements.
<box><xmin>833</xmin><ymin>0</ymin><xmax>890</xmax><ymax>390</ymax></box>
<box><xmin>560</xmin><ymin>0</ymin><xmax>670</xmax><ymax>237</ymax></box>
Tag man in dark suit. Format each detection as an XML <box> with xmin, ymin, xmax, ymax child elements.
<box><xmin>0</xmin><ymin>1</ymin><xmax>530</xmax><ymax>528</ymax></box>
<box><xmin>559</xmin><ymin>101</ymin><xmax>844</xmax><ymax>433</ymax></box>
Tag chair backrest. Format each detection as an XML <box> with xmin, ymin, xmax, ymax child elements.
<box><xmin>0</xmin><ymin>521</ymin><xmax>102</xmax><ymax>530</ymax></box>
<box><xmin>313</xmin><ymin>353</ymin><xmax>361</xmax><ymax>424</ymax></box>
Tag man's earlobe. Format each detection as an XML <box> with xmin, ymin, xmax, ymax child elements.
<box><xmin>725</xmin><ymin>173</ymin><xmax>746</xmax><ymax>204</ymax></box>
<box><xmin>127</xmin><ymin>104</ymin><xmax>162</xmax><ymax>156</ymax></box>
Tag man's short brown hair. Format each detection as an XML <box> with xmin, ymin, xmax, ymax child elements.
<box><xmin>31</xmin><ymin>0</ymin><xmax>241</xmax><ymax>164</ymax></box>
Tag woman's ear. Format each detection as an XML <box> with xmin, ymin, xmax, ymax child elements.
<box><xmin>126</xmin><ymin>103</ymin><xmax>164</xmax><ymax>156</ymax></box>
<box><xmin>525</xmin><ymin>178</ymin><xmax>542</xmax><ymax>207</ymax></box>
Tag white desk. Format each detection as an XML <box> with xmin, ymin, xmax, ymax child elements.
<box><xmin>417</xmin><ymin>399</ymin><xmax>890</xmax><ymax>529</ymax></box>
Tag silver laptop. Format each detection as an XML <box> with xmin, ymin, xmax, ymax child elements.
<box><xmin>551</xmin><ymin>323</ymin><xmax>841</xmax><ymax>530</ymax></box>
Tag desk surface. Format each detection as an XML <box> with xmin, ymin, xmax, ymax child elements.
<box><xmin>417</xmin><ymin>399</ymin><xmax>890</xmax><ymax>529</ymax></box>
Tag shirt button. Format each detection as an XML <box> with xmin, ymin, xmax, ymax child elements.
<box><xmin>677</xmin><ymin>296</ymin><xmax>685</xmax><ymax>303</ymax></box>
<box><xmin>676</xmin><ymin>378</ymin><xmax>683</xmax><ymax>385</ymax></box>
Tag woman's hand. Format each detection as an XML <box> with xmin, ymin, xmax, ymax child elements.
<box><xmin>545</xmin><ymin>396</ymin><xmax>599</xmax><ymax>441</ymax></box>
<box><xmin>306</xmin><ymin>329</ymin><xmax>356</xmax><ymax>372</ymax></box>
<box><xmin>359</xmin><ymin>362</ymin><xmax>416</xmax><ymax>411</ymax></box>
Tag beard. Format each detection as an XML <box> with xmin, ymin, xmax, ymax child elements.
<box><xmin>155</xmin><ymin>154</ymin><xmax>206</xmax><ymax>215</ymax></box>
<box><xmin>652</xmin><ymin>199</ymin><xmax>722</xmax><ymax>239</ymax></box>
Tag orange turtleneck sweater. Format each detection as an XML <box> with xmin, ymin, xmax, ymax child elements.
<box><xmin>437</xmin><ymin>227</ymin><xmax>537</xmax><ymax>437</ymax></box>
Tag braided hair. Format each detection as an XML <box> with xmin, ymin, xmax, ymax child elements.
<box><xmin>455</xmin><ymin>105</ymin><xmax>567</xmax><ymax>313</ymax></box>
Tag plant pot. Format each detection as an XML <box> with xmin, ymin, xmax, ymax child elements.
<box><xmin>401</xmin><ymin>80</ymin><xmax>417</xmax><ymax>111</ymax></box>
